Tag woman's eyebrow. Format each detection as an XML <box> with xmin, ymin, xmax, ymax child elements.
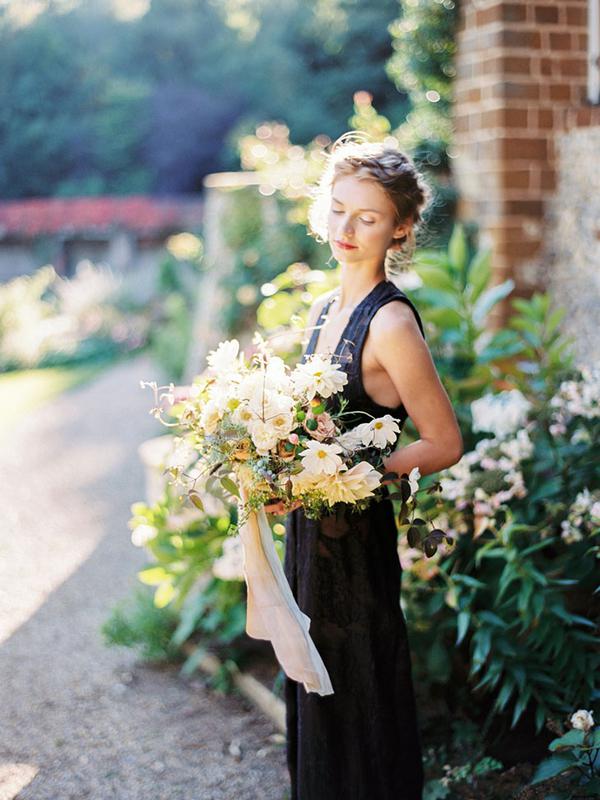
<box><xmin>331</xmin><ymin>196</ymin><xmax>384</xmax><ymax>214</ymax></box>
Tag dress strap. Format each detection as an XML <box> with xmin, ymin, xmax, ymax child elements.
<box><xmin>302</xmin><ymin>295</ymin><xmax>337</xmax><ymax>360</ymax></box>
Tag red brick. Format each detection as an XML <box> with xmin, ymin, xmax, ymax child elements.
<box><xmin>537</xmin><ymin>57</ymin><xmax>554</xmax><ymax>76</ymax></box>
<box><xmin>549</xmin><ymin>32</ymin><xmax>572</xmax><ymax>49</ymax></box>
<box><xmin>549</xmin><ymin>83</ymin><xmax>571</xmax><ymax>101</ymax></box>
<box><xmin>503</xmin><ymin>56</ymin><xmax>532</xmax><ymax>75</ymax></box>
<box><xmin>501</xmin><ymin>29</ymin><xmax>542</xmax><ymax>48</ymax></box>
<box><xmin>501</xmin><ymin>138</ymin><xmax>548</xmax><ymax>160</ymax></box>
<box><xmin>476</xmin><ymin>3</ymin><xmax>527</xmax><ymax>25</ymax></box>
<box><xmin>497</xmin><ymin>239</ymin><xmax>542</xmax><ymax>258</ymax></box>
<box><xmin>559</xmin><ymin>57</ymin><xmax>587</xmax><ymax>76</ymax></box>
<box><xmin>539</xmin><ymin>169</ymin><xmax>556</xmax><ymax>191</ymax></box>
<box><xmin>566</xmin><ymin>6</ymin><xmax>587</xmax><ymax>26</ymax></box>
<box><xmin>499</xmin><ymin>170</ymin><xmax>532</xmax><ymax>190</ymax></box>
<box><xmin>536</xmin><ymin>108</ymin><xmax>554</xmax><ymax>129</ymax></box>
<box><xmin>503</xmin><ymin>199</ymin><xmax>546</xmax><ymax>215</ymax></box>
<box><xmin>534</xmin><ymin>5</ymin><xmax>559</xmax><ymax>24</ymax></box>
<box><xmin>499</xmin><ymin>82</ymin><xmax>540</xmax><ymax>100</ymax></box>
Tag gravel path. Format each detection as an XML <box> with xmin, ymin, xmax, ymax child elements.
<box><xmin>0</xmin><ymin>354</ymin><xmax>288</xmax><ymax>800</ymax></box>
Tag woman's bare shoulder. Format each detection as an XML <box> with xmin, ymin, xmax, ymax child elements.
<box><xmin>370</xmin><ymin>297</ymin><xmax>423</xmax><ymax>338</ymax></box>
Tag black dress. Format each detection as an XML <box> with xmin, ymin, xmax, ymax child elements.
<box><xmin>283</xmin><ymin>279</ymin><xmax>426</xmax><ymax>800</ymax></box>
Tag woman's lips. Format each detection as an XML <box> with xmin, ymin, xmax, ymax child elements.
<box><xmin>334</xmin><ymin>240</ymin><xmax>358</xmax><ymax>250</ymax></box>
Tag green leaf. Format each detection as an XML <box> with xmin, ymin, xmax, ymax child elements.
<box><xmin>467</xmin><ymin>247</ymin><xmax>492</xmax><ymax>301</ymax></box>
<box><xmin>548</xmin><ymin>729</ymin><xmax>586</xmax><ymax>750</ymax></box>
<box><xmin>456</xmin><ymin>611</ymin><xmax>470</xmax><ymax>645</ymax></box>
<box><xmin>154</xmin><ymin>580</ymin><xmax>176</xmax><ymax>608</ymax></box>
<box><xmin>413</xmin><ymin>263</ymin><xmax>455</xmax><ymax>292</ymax></box>
<box><xmin>448</xmin><ymin>224</ymin><xmax>468</xmax><ymax>273</ymax></box>
<box><xmin>220</xmin><ymin>476</ymin><xmax>240</xmax><ymax>498</ymax></box>
<box><xmin>138</xmin><ymin>566</ymin><xmax>169</xmax><ymax>585</ymax></box>
<box><xmin>530</xmin><ymin>753</ymin><xmax>576</xmax><ymax>784</ymax></box>
<box><xmin>472</xmin><ymin>279</ymin><xmax>515</xmax><ymax>326</ymax></box>
<box><xmin>188</xmin><ymin>491</ymin><xmax>204</xmax><ymax>511</ymax></box>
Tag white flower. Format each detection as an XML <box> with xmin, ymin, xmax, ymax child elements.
<box><xmin>471</xmin><ymin>390</ymin><xmax>532</xmax><ymax>439</ymax></box>
<box><xmin>336</xmin><ymin>423</ymin><xmax>371</xmax><ymax>451</ymax></box>
<box><xmin>570</xmin><ymin>709</ymin><xmax>594</xmax><ymax>732</ymax></box>
<box><xmin>359</xmin><ymin>415</ymin><xmax>401</xmax><ymax>448</ymax></box>
<box><xmin>408</xmin><ymin>466</ymin><xmax>421</xmax><ymax>494</ymax></box>
<box><xmin>232</xmin><ymin>402</ymin><xmax>257</xmax><ymax>429</ymax></box>
<box><xmin>131</xmin><ymin>524</ymin><xmax>158</xmax><ymax>547</ymax></box>
<box><xmin>590</xmin><ymin>502</ymin><xmax>600</xmax><ymax>523</ymax></box>
<box><xmin>291</xmin><ymin>354</ymin><xmax>348</xmax><ymax>400</ymax></box>
<box><xmin>206</xmin><ymin>339</ymin><xmax>242</xmax><ymax>372</ymax></box>
<box><xmin>249</xmin><ymin>423</ymin><xmax>279</xmax><ymax>456</ymax></box>
<box><xmin>212</xmin><ymin>536</ymin><xmax>245</xmax><ymax>581</ymax></box>
<box><xmin>299</xmin><ymin>440</ymin><xmax>344</xmax><ymax>475</ymax></box>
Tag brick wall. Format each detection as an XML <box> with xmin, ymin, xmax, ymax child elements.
<box><xmin>453</xmin><ymin>0</ymin><xmax>600</xmax><ymax>324</ymax></box>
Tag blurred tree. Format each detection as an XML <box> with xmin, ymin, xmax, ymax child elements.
<box><xmin>0</xmin><ymin>0</ymin><xmax>420</xmax><ymax>198</ymax></box>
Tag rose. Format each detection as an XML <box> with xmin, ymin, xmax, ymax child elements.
<box><xmin>570</xmin><ymin>709</ymin><xmax>594</xmax><ymax>732</ymax></box>
<box><xmin>277</xmin><ymin>438</ymin><xmax>298</xmax><ymax>462</ymax></box>
<box><xmin>303</xmin><ymin>411</ymin><xmax>337</xmax><ymax>442</ymax></box>
<box><xmin>232</xmin><ymin>438</ymin><xmax>252</xmax><ymax>461</ymax></box>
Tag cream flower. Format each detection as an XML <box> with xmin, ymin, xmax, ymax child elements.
<box><xmin>299</xmin><ymin>440</ymin><xmax>344</xmax><ymax>475</ymax></box>
<box><xmin>291</xmin><ymin>354</ymin><xmax>348</xmax><ymax>400</ymax></box>
<box><xmin>200</xmin><ymin>399</ymin><xmax>222</xmax><ymax>433</ymax></box>
<box><xmin>290</xmin><ymin>469</ymin><xmax>320</xmax><ymax>495</ymax></box>
<box><xmin>570</xmin><ymin>709</ymin><xmax>594</xmax><ymax>732</ymax></box>
<box><xmin>340</xmin><ymin>461</ymin><xmax>382</xmax><ymax>500</ymax></box>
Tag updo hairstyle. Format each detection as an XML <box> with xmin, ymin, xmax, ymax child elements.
<box><xmin>307</xmin><ymin>132</ymin><xmax>431</xmax><ymax>275</ymax></box>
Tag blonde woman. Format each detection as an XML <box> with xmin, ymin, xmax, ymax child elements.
<box><xmin>267</xmin><ymin>134</ymin><xmax>464</xmax><ymax>800</ymax></box>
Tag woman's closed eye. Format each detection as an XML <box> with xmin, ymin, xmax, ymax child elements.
<box><xmin>331</xmin><ymin>209</ymin><xmax>375</xmax><ymax>224</ymax></box>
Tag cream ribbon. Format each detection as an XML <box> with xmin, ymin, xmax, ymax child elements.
<box><xmin>237</xmin><ymin>484</ymin><xmax>334</xmax><ymax>696</ymax></box>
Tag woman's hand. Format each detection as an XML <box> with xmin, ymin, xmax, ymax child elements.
<box><xmin>264</xmin><ymin>498</ymin><xmax>302</xmax><ymax>515</ymax></box>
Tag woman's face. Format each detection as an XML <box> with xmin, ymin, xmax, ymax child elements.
<box><xmin>327</xmin><ymin>174</ymin><xmax>408</xmax><ymax>266</ymax></box>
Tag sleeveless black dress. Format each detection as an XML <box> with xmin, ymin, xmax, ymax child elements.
<box><xmin>283</xmin><ymin>279</ymin><xmax>426</xmax><ymax>800</ymax></box>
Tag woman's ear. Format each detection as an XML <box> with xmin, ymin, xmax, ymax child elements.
<box><xmin>389</xmin><ymin>223</ymin><xmax>411</xmax><ymax>251</ymax></box>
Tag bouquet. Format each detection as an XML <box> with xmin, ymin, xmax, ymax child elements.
<box><xmin>140</xmin><ymin>333</ymin><xmax>413</xmax><ymax>697</ymax></box>
<box><xmin>142</xmin><ymin>333</ymin><xmax>407</xmax><ymax>523</ymax></box>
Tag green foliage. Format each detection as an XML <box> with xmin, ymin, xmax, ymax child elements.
<box><xmin>0</xmin><ymin>0</ymin><xmax>409</xmax><ymax>198</ymax></box>
<box><xmin>218</xmin><ymin>185</ymin><xmax>329</xmax><ymax>338</ymax></box>
<box><xmin>102</xmin><ymin>585</ymin><xmax>181</xmax><ymax>662</ymax></box>
<box><xmin>390</xmin><ymin>230</ymin><xmax>600</xmax><ymax>741</ymax></box>
<box><xmin>529</xmin><ymin>718</ymin><xmax>600</xmax><ymax>797</ymax></box>
<box><xmin>126</xmin><ymin>482</ymin><xmax>250</xmax><ymax>675</ymax></box>
<box><xmin>388</xmin><ymin>0</ymin><xmax>458</xmax><ymax>169</ymax></box>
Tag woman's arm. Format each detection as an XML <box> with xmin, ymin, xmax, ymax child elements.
<box><xmin>370</xmin><ymin>301</ymin><xmax>464</xmax><ymax>479</ymax></box>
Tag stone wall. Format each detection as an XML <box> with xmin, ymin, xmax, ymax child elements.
<box><xmin>541</xmin><ymin>125</ymin><xmax>600</xmax><ymax>367</ymax></box>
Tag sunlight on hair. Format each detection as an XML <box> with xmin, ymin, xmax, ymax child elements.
<box><xmin>111</xmin><ymin>0</ymin><xmax>150</xmax><ymax>21</ymax></box>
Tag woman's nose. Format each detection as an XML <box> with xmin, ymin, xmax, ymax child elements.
<box><xmin>340</xmin><ymin>215</ymin><xmax>354</xmax><ymax>235</ymax></box>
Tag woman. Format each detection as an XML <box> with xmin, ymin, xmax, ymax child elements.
<box><xmin>266</xmin><ymin>134</ymin><xmax>464</xmax><ymax>800</ymax></box>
